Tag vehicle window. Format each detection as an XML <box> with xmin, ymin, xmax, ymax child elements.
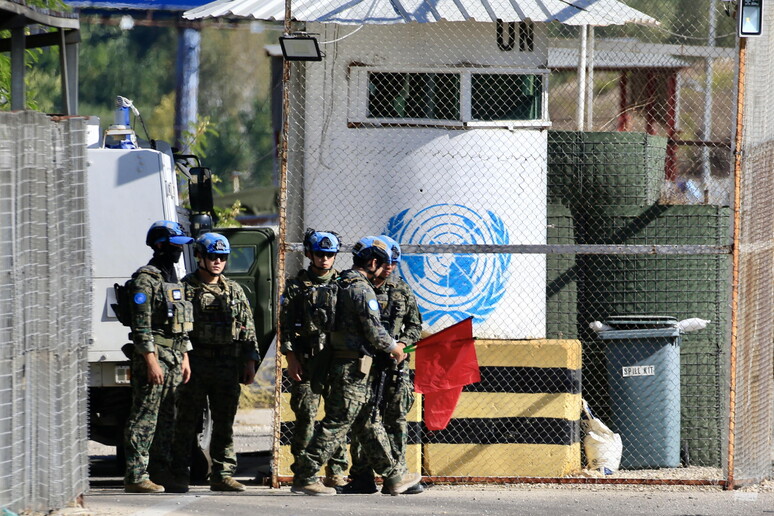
<box><xmin>226</xmin><ymin>246</ymin><xmax>255</xmax><ymax>274</ymax></box>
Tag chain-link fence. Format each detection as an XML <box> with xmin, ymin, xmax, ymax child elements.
<box><xmin>732</xmin><ymin>9</ymin><xmax>774</xmax><ymax>486</ymax></box>
<box><xmin>0</xmin><ymin>112</ymin><xmax>90</xmax><ymax>512</ymax></box>
<box><xmin>221</xmin><ymin>0</ymin><xmax>774</xmax><ymax>485</ymax></box>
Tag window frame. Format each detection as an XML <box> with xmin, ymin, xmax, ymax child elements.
<box><xmin>348</xmin><ymin>65</ymin><xmax>551</xmax><ymax>129</ymax></box>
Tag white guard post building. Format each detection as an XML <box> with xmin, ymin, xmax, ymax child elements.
<box><xmin>185</xmin><ymin>0</ymin><xmax>657</xmax><ymax>340</ymax></box>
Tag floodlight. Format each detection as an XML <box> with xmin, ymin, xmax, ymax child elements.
<box><xmin>279</xmin><ymin>35</ymin><xmax>322</xmax><ymax>61</ymax></box>
<box><xmin>738</xmin><ymin>0</ymin><xmax>763</xmax><ymax>37</ymax></box>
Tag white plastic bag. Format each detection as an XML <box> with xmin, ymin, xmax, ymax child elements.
<box><xmin>581</xmin><ymin>399</ymin><xmax>622</xmax><ymax>474</ymax></box>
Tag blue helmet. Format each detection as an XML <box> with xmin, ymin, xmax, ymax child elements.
<box><xmin>146</xmin><ymin>220</ymin><xmax>193</xmax><ymax>247</ymax></box>
<box><xmin>303</xmin><ymin>229</ymin><xmax>341</xmax><ymax>254</ymax></box>
<box><xmin>352</xmin><ymin>236</ymin><xmax>390</xmax><ymax>265</ymax></box>
<box><xmin>379</xmin><ymin>235</ymin><xmax>401</xmax><ymax>264</ymax></box>
<box><xmin>195</xmin><ymin>232</ymin><xmax>230</xmax><ymax>256</ymax></box>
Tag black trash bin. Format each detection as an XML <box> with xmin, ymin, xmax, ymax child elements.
<box><xmin>598</xmin><ymin>316</ymin><xmax>682</xmax><ymax>469</ymax></box>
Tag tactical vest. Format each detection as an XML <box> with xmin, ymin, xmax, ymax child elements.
<box><xmin>294</xmin><ymin>271</ymin><xmax>340</xmax><ymax>337</ymax></box>
<box><xmin>382</xmin><ymin>284</ymin><xmax>409</xmax><ymax>339</ymax></box>
<box><xmin>188</xmin><ymin>280</ymin><xmax>240</xmax><ymax>346</ymax></box>
<box><xmin>136</xmin><ymin>265</ymin><xmax>194</xmax><ymax>337</ymax></box>
<box><xmin>164</xmin><ymin>280</ymin><xmax>195</xmax><ymax>335</ymax></box>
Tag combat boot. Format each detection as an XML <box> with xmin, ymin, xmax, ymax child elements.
<box><xmin>125</xmin><ymin>479</ymin><xmax>165</xmax><ymax>493</ymax></box>
<box><xmin>382</xmin><ymin>482</ymin><xmax>424</xmax><ymax>494</ymax></box>
<box><xmin>323</xmin><ymin>475</ymin><xmax>348</xmax><ymax>488</ymax></box>
<box><xmin>150</xmin><ymin>470</ymin><xmax>189</xmax><ymax>493</ymax></box>
<box><xmin>290</xmin><ymin>481</ymin><xmax>336</xmax><ymax>496</ymax></box>
<box><xmin>340</xmin><ymin>476</ymin><xmax>378</xmax><ymax>494</ymax></box>
<box><xmin>210</xmin><ymin>477</ymin><xmax>246</xmax><ymax>492</ymax></box>
<box><xmin>383</xmin><ymin>472</ymin><xmax>421</xmax><ymax>496</ymax></box>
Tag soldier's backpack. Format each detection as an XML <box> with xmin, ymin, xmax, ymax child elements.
<box><xmin>112</xmin><ymin>279</ymin><xmax>135</xmax><ymax>327</ymax></box>
<box><xmin>306</xmin><ymin>281</ymin><xmax>339</xmax><ymax>333</ymax></box>
<box><xmin>111</xmin><ymin>266</ymin><xmax>161</xmax><ymax>327</ymax></box>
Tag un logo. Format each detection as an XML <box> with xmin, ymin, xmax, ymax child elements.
<box><xmin>385</xmin><ymin>204</ymin><xmax>511</xmax><ymax>325</ymax></box>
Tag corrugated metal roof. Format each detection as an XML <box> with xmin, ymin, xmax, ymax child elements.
<box><xmin>549</xmin><ymin>47</ymin><xmax>687</xmax><ymax>70</ymax></box>
<box><xmin>184</xmin><ymin>0</ymin><xmax>659</xmax><ymax>27</ymax></box>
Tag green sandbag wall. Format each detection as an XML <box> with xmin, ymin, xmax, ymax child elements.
<box><xmin>546</xmin><ymin>131</ymin><xmax>730</xmax><ymax>467</ymax></box>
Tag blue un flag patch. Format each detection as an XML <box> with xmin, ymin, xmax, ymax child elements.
<box><xmin>133</xmin><ymin>292</ymin><xmax>147</xmax><ymax>305</ymax></box>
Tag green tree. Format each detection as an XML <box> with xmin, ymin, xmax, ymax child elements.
<box><xmin>0</xmin><ymin>0</ymin><xmax>68</xmax><ymax>111</ymax></box>
<box><xmin>197</xmin><ymin>27</ymin><xmax>276</xmax><ymax>191</ymax></box>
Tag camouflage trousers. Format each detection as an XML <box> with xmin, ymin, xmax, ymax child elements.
<box><xmin>124</xmin><ymin>345</ymin><xmax>183</xmax><ymax>484</ymax></box>
<box><xmin>293</xmin><ymin>358</ymin><xmax>400</xmax><ymax>487</ymax></box>
<box><xmin>349</xmin><ymin>361</ymin><xmax>414</xmax><ymax>479</ymax></box>
<box><xmin>289</xmin><ymin>373</ymin><xmax>348</xmax><ymax>477</ymax></box>
<box><xmin>172</xmin><ymin>353</ymin><xmax>242</xmax><ymax>482</ymax></box>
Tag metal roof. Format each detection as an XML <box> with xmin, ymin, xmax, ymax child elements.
<box><xmin>183</xmin><ymin>0</ymin><xmax>659</xmax><ymax>27</ymax></box>
<box><xmin>0</xmin><ymin>0</ymin><xmax>79</xmax><ymax>29</ymax></box>
<box><xmin>65</xmin><ymin>0</ymin><xmax>216</xmax><ymax>12</ymax></box>
<box><xmin>549</xmin><ymin>47</ymin><xmax>688</xmax><ymax>70</ymax></box>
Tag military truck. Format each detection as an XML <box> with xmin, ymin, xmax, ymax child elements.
<box><xmin>85</xmin><ymin>110</ymin><xmax>277</xmax><ymax>462</ymax></box>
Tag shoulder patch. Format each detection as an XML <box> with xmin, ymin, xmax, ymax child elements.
<box><xmin>368</xmin><ymin>298</ymin><xmax>379</xmax><ymax>311</ymax></box>
<box><xmin>133</xmin><ymin>292</ymin><xmax>147</xmax><ymax>305</ymax></box>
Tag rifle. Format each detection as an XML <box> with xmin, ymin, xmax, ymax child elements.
<box><xmin>370</xmin><ymin>354</ymin><xmax>392</xmax><ymax>422</ymax></box>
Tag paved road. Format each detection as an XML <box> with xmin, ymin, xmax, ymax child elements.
<box><xmin>80</xmin><ymin>408</ymin><xmax>774</xmax><ymax>516</ymax></box>
<box><xmin>76</xmin><ymin>483</ymin><xmax>774</xmax><ymax>516</ymax></box>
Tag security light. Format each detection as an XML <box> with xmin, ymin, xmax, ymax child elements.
<box><xmin>279</xmin><ymin>35</ymin><xmax>322</xmax><ymax>61</ymax></box>
<box><xmin>738</xmin><ymin>0</ymin><xmax>763</xmax><ymax>37</ymax></box>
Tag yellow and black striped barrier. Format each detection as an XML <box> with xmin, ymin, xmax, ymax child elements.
<box><xmin>422</xmin><ymin>339</ymin><xmax>582</xmax><ymax>477</ymax></box>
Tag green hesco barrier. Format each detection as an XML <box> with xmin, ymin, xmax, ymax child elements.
<box><xmin>576</xmin><ymin>205</ymin><xmax>730</xmax><ymax>467</ymax></box>
<box><xmin>545</xmin><ymin>130</ymin><xmax>729</xmax><ymax>467</ymax></box>
<box><xmin>547</xmin><ymin>131</ymin><xmax>667</xmax><ymax>208</ymax></box>
<box><xmin>547</xmin><ymin>203</ymin><xmax>578</xmax><ymax>339</ymax></box>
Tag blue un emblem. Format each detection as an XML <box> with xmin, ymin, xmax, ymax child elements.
<box><xmin>385</xmin><ymin>204</ymin><xmax>511</xmax><ymax>326</ymax></box>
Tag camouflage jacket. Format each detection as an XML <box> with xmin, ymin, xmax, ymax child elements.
<box><xmin>278</xmin><ymin>268</ymin><xmax>338</xmax><ymax>355</ymax></box>
<box><xmin>182</xmin><ymin>272</ymin><xmax>260</xmax><ymax>361</ymax></box>
<box><xmin>330</xmin><ymin>269</ymin><xmax>396</xmax><ymax>356</ymax></box>
<box><xmin>374</xmin><ymin>275</ymin><xmax>423</xmax><ymax>346</ymax></box>
<box><xmin>129</xmin><ymin>265</ymin><xmax>193</xmax><ymax>355</ymax></box>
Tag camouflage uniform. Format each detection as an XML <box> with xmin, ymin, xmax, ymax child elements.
<box><xmin>280</xmin><ymin>268</ymin><xmax>348</xmax><ymax>477</ymax></box>
<box><xmin>124</xmin><ymin>265</ymin><xmax>193</xmax><ymax>485</ymax></box>
<box><xmin>349</xmin><ymin>275</ymin><xmax>422</xmax><ymax>479</ymax></box>
<box><xmin>293</xmin><ymin>269</ymin><xmax>403</xmax><ymax>487</ymax></box>
<box><xmin>172</xmin><ymin>273</ymin><xmax>259</xmax><ymax>483</ymax></box>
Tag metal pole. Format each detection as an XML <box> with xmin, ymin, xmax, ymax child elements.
<box><xmin>11</xmin><ymin>26</ymin><xmax>25</xmax><ymax>111</ymax></box>
<box><xmin>585</xmin><ymin>26</ymin><xmax>594</xmax><ymax>130</ymax></box>
<box><xmin>702</xmin><ymin>0</ymin><xmax>718</xmax><ymax>200</ymax></box>
<box><xmin>576</xmin><ymin>25</ymin><xmax>587</xmax><ymax>131</ymax></box>
<box><xmin>726</xmin><ymin>35</ymin><xmax>747</xmax><ymax>491</ymax></box>
<box><xmin>272</xmin><ymin>0</ymin><xmax>293</xmax><ymax>490</ymax></box>
<box><xmin>58</xmin><ymin>29</ymin><xmax>71</xmax><ymax>115</ymax></box>
<box><xmin>174</xmin><ymin>26</ymin><xmax>201</xmax><ymax>153</ymax></box>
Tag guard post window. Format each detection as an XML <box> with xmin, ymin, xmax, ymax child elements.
<box><xmin>357</xmin><ymin>68</ymin><xmax>549</xmax><ymax>128</ymax></box>
<box><xmin>368</xmin><ymin>72</ymin><xmax>460</xmax><ymax>121</ymax></box>
<box><xmin>471</xmin><ymin>74</ymin><xmax>542</xmax><ymax>121</ymax></box>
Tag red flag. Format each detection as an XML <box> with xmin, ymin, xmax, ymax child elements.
<box><xmin>413</xmin><ymin>317</ymin><xmax>479</xmax><ymax>431</ymax></box>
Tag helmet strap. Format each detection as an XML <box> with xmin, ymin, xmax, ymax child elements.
<box><xmin>198</xmin><ymin>262</ymin><xmax>222</xmax><ymax>280</ymax></box>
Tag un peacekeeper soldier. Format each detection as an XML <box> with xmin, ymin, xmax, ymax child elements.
<box><xmin>171</xmin><ymin>232</ymin><xmax>260</xmax><ymax>493</ymax></box>
<box><xmin>290</xmin><ymin>236</ymin><xmax>421</xmax><ymax>496</ymax></box>
<box><xmin>279</xmin><ymin>229</ymin><xmax>349</xmax><ymax>489</ymax></box>
<box><xmin>124</xmin><ymin>220</ymin><xmax>194</xmax><ymax>494</ymax></box>
<box><xmin>343</xmin><ymin>235</ymin><xmax>424</xmax><ymax>495</ymax></box>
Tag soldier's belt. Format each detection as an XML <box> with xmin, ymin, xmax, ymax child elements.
<box><xmin>191</xmin><ymin>345</ymin><xmax>242</xmax><ymax>358</ymax></box>
<box><xmin>153</xmin><ymin>335</ymin><xmax>175</xmax><ymax>348</ymax></box>
<box><xmin>331</xmin><ymin>349</ymin><xmax>362</xmax><ymax>360</ymax></box>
